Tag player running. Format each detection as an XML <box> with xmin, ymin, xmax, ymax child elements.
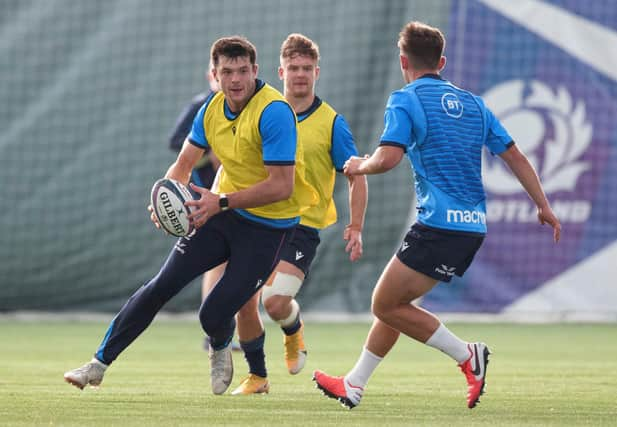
<box><xmin>313</xmin><ymin>21</ymin><xmax>560</xmax><ymax>409</ymax></box>
<box><xmin>64</xmin><ymin>36</ymin><xmax>317</xmax><ymax>395</ymax></box>
<box><xmin>229</xmin><ymin>33</ymin><xmax>368</xmax><ymax>395</ymax></box>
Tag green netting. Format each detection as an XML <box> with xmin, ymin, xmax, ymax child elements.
<box><xmin>0</xmin><ymin>0</ymin><xmax>452</xmax><ymax>312</ymax></box>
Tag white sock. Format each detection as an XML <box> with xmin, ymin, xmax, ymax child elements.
<box><xmin>425</xmin><ymin>323</ymin><xmax>471</xmax><ymax>364</ymax></box>
<box><xmin>345</xmin><ymin>347</ymin><xmax>383</xmax><ymax>388</ymax></box>
<box><xmin>91</xmin><ymin>357</ymin><xmax>108</xmax><ymax>369</ymax></box>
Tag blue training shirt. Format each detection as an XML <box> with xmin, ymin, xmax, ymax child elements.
<box><xmin>331</xmin><ymin>115</ymin><xmax>358</xmax><ymax>171</ymax></box>
<box><xmin>380</xmin><ymin>74</ymin><xmax>513</xmax><ymax>234</ymax></box>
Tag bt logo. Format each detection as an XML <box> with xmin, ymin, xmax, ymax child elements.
<box><xmin>441</xmin><ymin>92</ymin><xmax>464</xmax><ymax>118</ymax></box>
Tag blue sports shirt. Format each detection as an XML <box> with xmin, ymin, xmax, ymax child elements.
<box><xmin>331</xmin><ymin>115</ymin><xmax>358</xmax><ymax>170</ymax></box>
<box><xmin>380</xmin><ymin>75</ymin><xmax>513</xmax><ymax>234</ymax></box>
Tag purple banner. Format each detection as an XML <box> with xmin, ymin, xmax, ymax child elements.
<box><xmin>423</xmin><ymin>0</ymin><xmax>617</xmax><ymax>313</ymax></box>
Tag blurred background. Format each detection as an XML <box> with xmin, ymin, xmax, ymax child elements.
<box><xmin>1</xmin><ymin>0</ymin><xmax>615</xmax><ymax>319</ymax></box>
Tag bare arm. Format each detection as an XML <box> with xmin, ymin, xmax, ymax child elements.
<box><xmin>164</xmin><ymin>139</ymin><xmax>205</xmax><ymax>185</ymax></box>
<box><xmin>499</xmin><ymin>144</ymin><xmax>561</xmax><ymax>242</ymax></box>
<box><xmin>344</xmin><ymin>145</ymin><xmax>405</xmax><ymax>176</ymax></box>
<box><xmin>344</xmin><ymin>173</ymin><xmax>368</xmax><ymax>261</ymax></box>
<box><xmin>223</xmin><ymin>164</ymin><xmax>294</xmax><ymax>208</ymax></box>
<box><xmin>186</xmin><ymin>164</ymin><xmax>294</xmax><ymax>228</ymax></box>
<box><xmin>148</xmin><ymin>139</ymin><xmax>204</xmax><ymax>230</ymax></box>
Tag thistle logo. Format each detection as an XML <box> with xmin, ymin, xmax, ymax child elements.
<box><xmin>435</xmin><ymin>264</ymin><xmax>456</xmax><ymax>277</ymax></box>
<box><xmin>482</xmin><ymin>80</ymin><xmax>592</xmax><ymax>223</ymax></box>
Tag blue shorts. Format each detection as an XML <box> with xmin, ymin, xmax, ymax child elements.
<box><xmin>396</xmin><ymin>223</ymin><xmax>484</xmax><ymax>282</ymax></box>
<box><xmin>278</xmin><ymin>224</ymin><xmax>320</xmax><ymax>276</ymax></box>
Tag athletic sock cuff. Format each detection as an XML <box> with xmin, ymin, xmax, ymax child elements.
<box><xmin>240</xmin><ymin>332</ymin><xmax>266</xmax><ymax>352</ymax></box>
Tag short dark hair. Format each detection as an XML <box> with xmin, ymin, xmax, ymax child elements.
<box><xmin>211</xmin><ymin>36</ymin><xmax>257</xmax><ymax>67</ymax></box>
<box><xmin>398</xmin><ymin>21</ymin><xmax>445</xmax><ymax>70</ymax></box>
<box><xmin>280</xmin><ymin>33</ymin><xmax>320</xmax><ymax>61</ymax></box>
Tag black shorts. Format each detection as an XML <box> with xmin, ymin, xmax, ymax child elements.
<box><xmin>279</xmin><ymin>224</ymin><xmax>320</xmax><ymax>276</ymax></box>
<box><xmin>396</xmin><ymin>223</ymin><xmax>484</xmax><ymax>283</ymax></box>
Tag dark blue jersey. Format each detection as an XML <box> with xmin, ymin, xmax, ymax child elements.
<box><xmin>168</xmin><ymin>91</ymin><xmax>216</xmax><ymax>189</ymax></box>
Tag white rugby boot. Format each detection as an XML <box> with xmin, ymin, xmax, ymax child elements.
<box><xmin>64</xmin><ymin>359</ymin><xmax>107</xmax><ymax>390</ymax></box>
<box><xmin>209</xmin><ymin>344</ymin><xmax>233</xmax><ymax>395</ymax></box>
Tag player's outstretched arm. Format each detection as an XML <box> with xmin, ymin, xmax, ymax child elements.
<box><xmin>499</xmin><ymin>144</ymin><xmax>561</xmax><ymax>242</ymax></box>
<box><xmin>344</xmin><ymin>174</ymin><xmax>368</xmax><ymax>261</ymax></box>
<box><xmin>344</xmin><ymin>146</ymin><xmax>405</xmax><ymax>176</ymax></box>
<box><xmin>165</xmin><ymin>139</ymin><xmax>205</xmax><ymax>185</ymax></box>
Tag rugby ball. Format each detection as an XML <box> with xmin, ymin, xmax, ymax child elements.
<box><xmin>150</xmin><ymin>178</ymin><xmax>194</xmax><ymax>237</ymax></box>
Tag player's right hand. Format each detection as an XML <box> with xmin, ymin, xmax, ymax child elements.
<box><xmin>186</xmin><ymin>183</ymin><xmax>219</xmax><ymax>229</ymax></box>
<box><xmin>343</xmin><ymin>224</ymin><xmax>363</xmax><ymax>262</ymax></box>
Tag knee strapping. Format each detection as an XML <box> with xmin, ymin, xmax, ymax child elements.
<box><xmin>261</xmin><ymin>272</ymin><xmax>302</xmax><ymax>326</ymax></box>
<box><xmin>278</xmin><ymin>299</ymin><xmax>300</xmax><ymax>327</ymax></box>
<box><xmin>260</xmin><ymin>272</ymin><xmax>302</xmax><ymax>302</ymax></box>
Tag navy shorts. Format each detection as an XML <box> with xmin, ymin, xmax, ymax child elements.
<box><xmin>396</xmin><ymin>223</ymin><xmax>484</xmax><ymax>282</ymax></box>
<box><xmin>95</xmin><ymin>210</ymin><xmax>292</xmax><ymax>363</ymax></box>
<box><xmin>278</xmin><ymin>224</ymin><xmax>320</xmax><ymax>276</ymax></box>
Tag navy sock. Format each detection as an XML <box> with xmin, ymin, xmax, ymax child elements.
<box><xmin>281</xmin><ymin>315</ymin><xmax>301</xmax><ymax>336</ymax></box>
<box><xmin>210</xmin><ymin>335</ymin><xmax>232</xmax><ymax>351</ymax></box>
<box><xmin>209</xmin><ymin>317</ymin><xmax>236</xmax><ymax>351</ymax></box>
<box><xmin>240</xmin><ymin>332</ymin><xmax>267</xmax><ymax>378</ymax></box>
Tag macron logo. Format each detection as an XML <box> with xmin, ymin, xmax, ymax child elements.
<box><xmin>446</xmin><ymin>209</ymin><xmax>486</xmax><ymax>225</ymax></box>
<box><xmin>295</xmin><ymin>251</ymin><xmax>304</xmax><ymax>261</ymax></box>
<box><xmin>174</xmin><ymin>242</ymin><xmax>187</xmax><ymax>255</ymax></box>
<box><xmin>255</xmin><ymin>279</ymin><xmax>263</xmax><ymax>289</ymax></box>
<box><xmin>401</xmin><ymin>242</ymin><xmax>410</xmax><ymax>252</ymax></box>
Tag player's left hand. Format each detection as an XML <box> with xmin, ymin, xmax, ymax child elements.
<box><xmin>344</xmin><ymin>225</ymin><xmax>363</xmax><ymax>261</ymax></box>
<box><xmin>147</xmin><ymin>204</ymin><xmax>165</xmax><ymax>232</ymax></box>
<box><xmin>537</xmin><ymin>206</ymin><xmax>561</xmax><ymax>243</ymax></box>
<box><xmin>185</xmin><ymin>183</ymin><xmax>220</xmax><ymax>228</ymax></box>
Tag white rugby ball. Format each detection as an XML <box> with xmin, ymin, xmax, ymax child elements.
<box><xmin>150</xmin><ymin>178</ymin><xmax>194</xmax><ymax>237</ymax></box>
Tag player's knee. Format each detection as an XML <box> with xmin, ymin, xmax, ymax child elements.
<box><xmin>371</xmin><ymin>294</ymin><xmax>392</xmax><ymax>322</ymax></box>
<box><xmin>370</xmin><ymin>300</ymin><xmax>383</xmax><ymax>320</ymax></box>
<box><xmin>261</xmin><ymin>272</ymin><xmax>303</xmax><ymax>321</ymax></box>
<box><xmin>263</xmin><ymin>295</ymin><xmax>289</xmax><ymax>320</ymax></box>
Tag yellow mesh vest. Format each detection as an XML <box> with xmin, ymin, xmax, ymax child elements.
<box><xmin>203</xmin><ymin>84</ymin><xmax>317</xmax><ymax>219</ymax></box>
<box><xmin>298</xmin><ymin>101</ymin><xmax>338</xmax><ymax>229</ymax></box>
